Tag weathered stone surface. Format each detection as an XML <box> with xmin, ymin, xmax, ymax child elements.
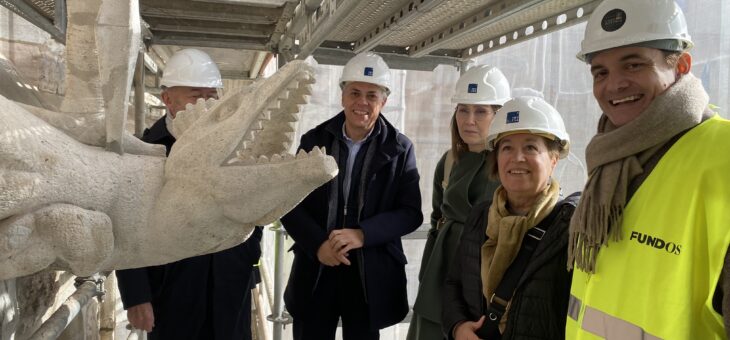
<box><xmin>0</xmin><ymin>0</ymin><xmax>338</xmax><ymax>280</ymax></box>
<box><xmin>0</xmin><ymin>59</ymin><xmax>337</xmax><ymax>280</ymax></box>
<box><xmin>0</xmin><ymin>279</ymin><xmax>18</xmax><ymax>340</ymax></box>
<box><xmin>12</xmin><ymin>272</ymin><xmax>76</xmax><ymax>338</ymax></box>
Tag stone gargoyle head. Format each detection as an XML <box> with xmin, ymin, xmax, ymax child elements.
<box><xmin>0</xmin><ymin>61</ymin><xmax>338</xmax><ymax>279</ymax></box>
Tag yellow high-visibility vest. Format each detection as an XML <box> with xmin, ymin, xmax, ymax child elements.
<box><xmin>567</xmin><ymin>116</ymin><xmax>730</xmax><ymax>340</ymax></box>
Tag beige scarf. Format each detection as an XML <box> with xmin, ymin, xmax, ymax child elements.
<box><xmin>481</xmin><ymin>177</ymin><xmax>560</xmax><ymax>302</ymax></box>
<box><xmin>568</xmin><ymin>74</ymin><xmax>708</xmax><ymax>273</ymax></box>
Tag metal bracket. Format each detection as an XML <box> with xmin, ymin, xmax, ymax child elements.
<box><xmin>74</xmin><ymin>273</ymin><xmax>106</xmax><ymax>299</ymax></box>
<box><xmin>266</xmin><ymin>310</ymin><xmax>293</xmax><ymax>325</ymax></box>
<box><xmin>0</xmin><ymin>0</ymin><xmax>66</xmax><ymax>43</ymax></box>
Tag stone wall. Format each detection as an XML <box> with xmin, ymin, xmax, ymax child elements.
<box><xmin>0</xmin><ymin>7</ymin><xmax>118</xmax><ymax>340</ymax></box>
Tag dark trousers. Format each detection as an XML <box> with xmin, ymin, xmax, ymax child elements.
<box><xmin>147</xmin><ymin>228</ymin><xmax>263</xmax><ymax>340</ymax></box>
<box><xmin>293</xmin><ymin>256</ymin><xmax>379</xmax><ymax>340</ymax></box>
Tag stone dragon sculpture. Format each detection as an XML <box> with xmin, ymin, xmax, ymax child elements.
<box><xmin>0</xmin><ymin>0</ymin><xmax>337</xmax><ymax>280</ymax></box>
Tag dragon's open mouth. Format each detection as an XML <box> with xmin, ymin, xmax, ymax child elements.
<box><xmin>223</xmin><ymin>67</ymin><xmax>320</xmax><ymax>166</ymax></box>
<box><xmin>166</xmin><ymin>59</ymin><xmax>336</xmax><ymax>176</ymax></box>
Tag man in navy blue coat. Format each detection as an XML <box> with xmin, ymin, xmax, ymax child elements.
<box><xmin>281</xmin><ymin>52</ymin><xmax>423</xmax><ymax>340</ymax></box>
<box><xmin>115</xmin><ymin>48</ymin><xmax>262</xmax><ymax>340</ymax></box>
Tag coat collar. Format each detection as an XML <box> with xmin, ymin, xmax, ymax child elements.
<box><xmin>323</xmin><ymin>111</ymin><xmax>407</xmax><ymax>162</ymax></box>
<box><xmin>143</xmin><ymin>115</ymin><xmax>175</xmax><ymax>144</ymax></box>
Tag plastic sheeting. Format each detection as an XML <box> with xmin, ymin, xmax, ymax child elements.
<box><xmin>290</xmin><ymin>0</ymin><xmax>730</xmax><ymax>320</ymax></box>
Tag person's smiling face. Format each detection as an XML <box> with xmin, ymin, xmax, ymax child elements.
<box><xmin>497</xmin><ymin>133</ymin><xmax>557</xmax><ymax>199</ymax></box>
<box><xmin>590</xmin><ymin>46</ymin><xmax>688</xmax><ymax>127</ymax></box>
<box><xmin>341</xmin><ymin>82</ymin><xmax>387</xmax><ymax>140</ymax></box>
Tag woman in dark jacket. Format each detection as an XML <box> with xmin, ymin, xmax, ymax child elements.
<box><xmin>408</xmin><ymin>65</ymin><xmax>508</xmax><ymax>340</ymax></box>
<box><xmin>443</xmin><ymin>96</ymin><xmax>578</xmax><ymax>340</ymax></box>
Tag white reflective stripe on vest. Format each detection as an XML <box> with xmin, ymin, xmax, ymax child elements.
<box><xmin>567</xmin><ymin>294</ymin><xmax>581</xmax><ymax>321</ymax></box>
<box><xmin>584</xmin><ymin>307</ymin><xmax>661</xmax><ymax>339</ymax></box>
<box><xmin>568</xmin><ymin>294</ymin><xmax>662</xmax><ymax>340</ymax></box>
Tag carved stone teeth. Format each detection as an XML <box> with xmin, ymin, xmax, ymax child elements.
<box><xmin>296</xmin><ymin>149</ymin><xmax>307</xmax><ymax>158</ymax></box>
<box><xmin>252</xmin><ymin>120</ymin><xmax>264</xmax><ymax>130</ymax></box>
<box><xmin>292</xmin><ymin>94</ymin><xmax>308</xmax><ymax>105</ymax></box>
<box><xmin>278</xmin><ymin>90</ymin><xmax>290</xmax><ymax>101</ymax></box>
<box><xmin>282</xmin><ymin>123</ymin><xmax>296</xmax><ymax>132</ymax></box>
<box><xmin>287</xmin><ymin>81</ymin><xmax>299</xmax><ymax>90</ymax></box>
<box><xmin>260</xmin><ymin>110</ymin><xmax>271</xmax><ymax>120</ymax></box>
<box><xmin>283</xmin><ymin>152</ymin><xmax>295</xmax><ymax>160</ymax></box>
<box><xmin>257</xmin><ymin>155</ymin><xmax>269</xmax><ymax>163</ymax></box>
<box><xmin>226</xmin><ymin>158</ymin><xmax>240</xmax><ymax>165</ymax></box>
<box><xmin>243</xmin><ymin>130</ymin><xmax>257</xmax><ymax>142</ymax></box>
<box><xmin>205</xmin><ymin>98</ymin><xmax>217</xmax><ymax>109</ymax></box>
<box><xmin>267</xmin><ymin>101</ymin><xmax>281</xmax><ymax>110</ymax></box>
<box><xmin>301</xmin><ymin>72</ymin><xmax>314</xmax><ymax>84</ymax></box>
<box><xmin>319</xmin><ymin>146</ymin><xmax>327</xmax><ymax>154</ymax></box>
<box><xmin>284</xmin><ymin>112</ymin><xmax>300</xmax><ymax>122</ymax></box>
<box><xmin>280</xmin><ymin>103</ymin><xmax>297</xmax><ymax>114</ymax></box>
<box><xmin>311</xmin><ymin>146</ymin><xmax>323</xmax><ymax>156</ymax></box>
<box><xmin>241</xmin><ymin>141</ymin><xmax>251</xmax><ymax>150</ymax></box>
<box><xmin>270</xmin><ymin>154</ymin><xmax>282</xmax><ymax>162</ymax></box>
<box><xmin>236</xmin><ymin>155</ymin><xmax>256</xmax><ymax>165</ymax></box>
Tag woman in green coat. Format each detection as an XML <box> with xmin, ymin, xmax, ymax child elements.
<box><xmin>407</xmin><ymin>65</ymin><xmax>511</xmax><ymax>340</ymax></box>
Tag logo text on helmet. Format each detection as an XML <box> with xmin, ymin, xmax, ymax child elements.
<box><xmin>468</xmin><ymin>83</ymin><xmax>478</xmax><ymax>93</ymax></box>
<box><xmin>506</xmin><ymin>111</ymin><xmax>520</xmax><ymax>124</ymax></box>
<box><xmin>364</xmin><ymin>67</ymin><xmax>374</xmax><ymax>76</ymax></box>
<box><xmin>601</xmin><ymin>9</ymin><xmax>626</xmax><ymax>32</ymax></box>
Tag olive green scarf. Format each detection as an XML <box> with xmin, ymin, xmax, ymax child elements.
<box><xmin>481</xmin><ymin>178</ymin><xmax>560</xmax><ymax>301</ymax></box>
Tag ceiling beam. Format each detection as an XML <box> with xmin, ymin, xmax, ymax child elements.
<box><xmin>352</xmin><ymin>0</ymin><xmax>446</xmax><ymax>54</ymax></box>
<box><xmin>141</xmin><ymin>8</ymin><xmax>276</xmax><ymax>24</ymax></box>
<box><xmin>193</xmin><ymin>0</ymin><xmax>291</xmax><ymax>7</ymax></box>
<box><xmin>408</xmin><ymin>0</ymin><xmax>543</xmax><ymax>58</ymax></box>
<box><xmin>150</xmin><ymin>24</ymin><xmax>270</xmax><ymax>38</ymax></box>
<box><xmin>0</xmin><ymin>0</ymin><xmax>65</xmax><ymax>43</ymax></box>
<box><xmin>293</xmin><ymin>0</ymin><xmax>361</xmax><ymax>60</ymax></box>
<box><xmin>220</xmin><ymin>69</ymin><xmax>252</xmax><ymax>79</ymax></box>
<box><xmin>266</xmin><ymin>0</ymin><xmax>297</xmax><ymax>51</ymax></box>
<box><xmin>459</xmin><ymin>1</ymin><xmax>600</xmax><ymax>60</ymax></box>
<box><xmin>151</xmin><ymin>34</ymin><xmax>269</xmax><ymax>51</ymax></box>
<box><xmin>140</xmin><ymin>0</ymin><xmax>280</xmax><ymax>24</ymax></box>
<box><xmin>313</xmin><ymin>43</ymin><xmax>459</xmax><ymax>71</ymax></box>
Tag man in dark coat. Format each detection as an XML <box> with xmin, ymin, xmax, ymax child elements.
<box><xmin>281</xmin><ymin>52</ymin><xmax>423</xmax><ymax>340</ymax></box>
<box><xmin>115</xmin><ymin>48</ymin><xmax>262</xmax><ymax>340</ymax></box>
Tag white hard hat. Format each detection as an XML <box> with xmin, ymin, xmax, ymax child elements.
<box><xmin>577</xmin><ymin>0</ymin><xmax>693</xmax><ymax>62</ymax></box>
<box><xmin>161</xmin><ymin>48</ymin><xmax>223</xmax><ymax>88</ymax></box>
<box><xmin>339</xmin><ymin>52</ymin><xmax>391</xmax><ymax>95</ymax></box>
<box><xmin>487</xmin><ymin>96</ymin><xmax>570</xmax><ymax>158</ymax></box>
<box><xmin>452</xmin><ymin>65</ymin><xmax>511</xmax><ymax>106</ymax></box>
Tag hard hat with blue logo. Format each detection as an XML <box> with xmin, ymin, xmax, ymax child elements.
<box><xmin>451</xmin><ymin>65</ymin><xmax>511</xmax><ymax>105</ymax></box>
<box><xmin>487</xmin><ymin>96</ymin><xmax>570</xmax><ymax>158</ymax></box>
<box><xmin>577</xmin><ymin>0</ymin><xmax>693</xmax><ymax>62</ymax></box>
<box><xmin>339</xmin><ymin>52</ymin><xmax>392</xmax><ymax>96</ymax></box>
